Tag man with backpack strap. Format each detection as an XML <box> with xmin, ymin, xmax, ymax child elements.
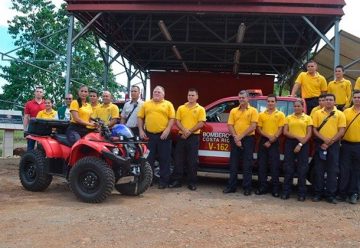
<box><xmin>312</xmin><ymin>93</ymin><xmax>346</xmax><ymax>204</ymax></box>
<box><xmin>121</xmin><ymin>85</ymin><xmax>143</xmax><ymax>136</ymax></box>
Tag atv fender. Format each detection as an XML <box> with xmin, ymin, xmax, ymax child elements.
<box><xmin>26</xmin><ymin>135</ymin><xmax>71</xmax><ymax>158</ymax></box>
<box><xmin>102</xmin><ymin>151</ymin><xmax>131</xmax><ymax>173</ymax></box>
<box><xmin>69</xmin><ymin>137</ymin><xmax>115</xmax><ymax>166</ymax></box>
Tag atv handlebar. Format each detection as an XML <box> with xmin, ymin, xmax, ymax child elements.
<box><xmin>90</xmin><ymin>117</ymin><xmax>112</xmax><ymax>140</ymax></box>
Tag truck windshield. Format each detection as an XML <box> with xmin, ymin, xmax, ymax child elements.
<box><xmin>206</xmin><ymin>99</ymin><xmax>294</xmax><ymax>123</ymax></box>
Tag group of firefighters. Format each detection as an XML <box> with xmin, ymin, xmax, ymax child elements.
<box><xmin>22</xmin><ymin>60</ymin><xmax>360</xmax><ymax>204</ymax></box>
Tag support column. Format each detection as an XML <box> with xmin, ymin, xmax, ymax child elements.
<box><xmin>65</xmin><ymin>15</ymin><xmax>74</xmax><ymax>96</ymax></box>
<box><xmin>334</xmin><ymin>18</ymin><xmax>340</xmax><ymax>75</ymax></box>
<box><xmin>104</xmin><ymin>43</ymin><xmax>110</xmax><ymax>90</ymax></box>
<box><xmin>2</xmin><ymin>130</ymin><xmax>14</xmax><ymax>157</ymax></box>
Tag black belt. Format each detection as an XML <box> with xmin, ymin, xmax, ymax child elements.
<box><xmin>305</xmin><ymin>97</ymin><xmax>319</xmax><ymax>101</ymax></box>
<box><xmin>146</xmin><ymin>131</ymin><xmax>163</xmax><ymax>135</ymax></box>
<box><xmin>342</xmin><ymin>141</ymin><xmax>360</xmax><ymax>145</ymax></box>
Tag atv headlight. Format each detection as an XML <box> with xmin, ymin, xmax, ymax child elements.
<box><xmin>111</xmin><ymin>148</ymin><xmax>119</xmax><ymax>156</ymax></box>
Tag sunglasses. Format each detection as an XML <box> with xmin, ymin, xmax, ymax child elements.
<box><xmin>65</xmin><ymin>98</ymin><xmax>72</xmax><ymax>100</ymax></box>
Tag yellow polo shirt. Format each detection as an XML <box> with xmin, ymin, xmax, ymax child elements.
<box><xmin>310</xmin><ymin>105</ymin><xmax>322</xmax><ymax>118</ymax></box>
<box><xmin>138</xmin><ymin>99</ymin><xmax>175</xmax><ymax>133</ymax></box>
<box><xmin>342</xmin><ymin>107</ymin><xmax>360</xmax><ymax>142</ymax></box>
<box><xmin>295</xmin><ymin>72</ymin><xmax>327</xmax><ymax>98</ymax></box>
<box><xmin>227</xmin><ymin>105</ymin><xmax>258</xmax><ymax>136</ymax></box>
<box><xmin>327</xmin><ymin>79</ymin><xmax>352</xmax><ymax>107</ymax></box>
<box><xmin>93</xmin><ymin>103</ymin><xmax>120</xmax><ymax>125</ymax></box>
<box><xmin>355</xmin><ymin>77</ymin><xmax>360</xmax><ymax>90</ymax></box>
<box><xmin>285</xmin><ymin>113</ymin><xmax>313</xmax><ymax>138</ymax></box>
<box><xmin>312</xmin><ymin>107</ymin><xmax>346</xmax><ymax>139</ymax></box>
<box><xmin>70</xmin><ymin>100</ymin><xmax>92</xmax><ymax>124</ymax></box>
<box><xmin>92</xmin><ymin>103</ymin><xmax>100</xmax><ymax>112</ymax></box>
<box><xmin>258</xmin><ymin>109</ymin><xmax>285</xmax><ymax>136</ymax></box>
<box><xmin>36</xmin><ymin>109</ymin><xmax>58</xmax><ymax>120</ymax></box>
<box><xmin>176</xmin><ymin>103</ymin><xmax>206</xmax><ymax>134</ymax></box>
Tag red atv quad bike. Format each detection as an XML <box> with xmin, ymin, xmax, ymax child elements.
<box><xmin>19</xmin><ymin>118</ymin><xmax>152</xmax><ymax>203</ymax></box>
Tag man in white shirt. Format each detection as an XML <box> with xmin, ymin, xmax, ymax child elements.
<box><xmin>121</xmin><ymin>85</ymin><xmax>143</xmax><ymax>135</ymax></box>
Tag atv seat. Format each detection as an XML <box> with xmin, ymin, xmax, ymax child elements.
<box><xmin>54</xmin><ymin>134</ymin><xmax>72</xmax><ymax>147</ymax></box>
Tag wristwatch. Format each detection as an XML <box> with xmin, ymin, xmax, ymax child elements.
<box><xmin>298</xmin><ymin>143</ymin><xmax>303</xmax><ymax>147</ymax></box>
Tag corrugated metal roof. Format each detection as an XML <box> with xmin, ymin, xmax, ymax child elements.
<box><xmin>64</xmin><ymin>0</ymin><xmax>345</xmax><ymax>75</ymax></box>
<box><xmin>314</xmin><ymin>30</ymin><xmax>360</xmax><ymax>84</ymax></box>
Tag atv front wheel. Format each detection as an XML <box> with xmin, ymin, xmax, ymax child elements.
<box><xmin>115</xmin><ymin>161</ymin><xmax>152</xmax><ymax>196</ymax></box>
<box><xmin>19</xmin><ymin>149</ymin><xmax>53</xmax><ymax>191</ymax></box>
<box><xmin>69</xmin><ymin>157</ymin><xmax>115</xmax><ymax>203</ymax></box>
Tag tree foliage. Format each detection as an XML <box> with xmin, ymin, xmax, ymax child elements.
<box><xmin>0</xmin><ymin>0</ymin><xmax>124</xmax><ymax>110</ymax></box>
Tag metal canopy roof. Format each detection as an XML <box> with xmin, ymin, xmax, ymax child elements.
<box><xmin>314</xmin><ymin>30</ymin><xmax>360</xmax><ymax>84</ymax></box>
<box><xmin>65</xmin><ymin>0</ymin><xmax>345</xmax><ymax>75</ymax></box>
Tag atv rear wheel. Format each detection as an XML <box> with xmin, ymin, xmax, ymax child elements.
<box><xmin>19</xmin><ymin>149</ymin><xmax>53</xmax><ymax>191</ymax></box>
<box><xmin>69</xmin><ymin>157</ymin><xmax>115</xmax><ymax>203</ymax></box>
<box><xmin>115</xmin><ymin>161</ymin><xmax>152</xmax><ymax>196</ymax></box>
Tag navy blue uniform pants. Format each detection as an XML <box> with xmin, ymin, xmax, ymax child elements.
<box><xmin>258</xmin><ymin>138</ymin><xmax>280</xmax><ymax>192</ymax></box>
<box><xmin>172</xmin><ymin>134</ymin><xmax>200</xmax><ymax>185</ymax></box>
<box><xmin>314</xmin><ymin>141</ymin><xmax>340</xmax><ymax>198</ymax></box>
<box><xmin>27</xmin><ymin>139</ymin><xmax>36</xmax><ymax>151</ymax></box>
<box><xmin>338</xmin><ymin>141</ymin><xmax>360</xmax><ymax>196</ymax></box>
<box><xmin>227</xmin><ymin>136</ymin><xmax>254</xmax><ymax>191</ymax></box>
<box><xmin>146</xmin><ymin>132</ymin><xmax>172</xmax><ymax>186</ymax></box>
<box><xmin>305</xmin><ymin>97</ymin><xmax>319</xmax><ymax>116</ymax></box>
<box><xmin>282</xmin><ymin>139</ymin><xmax>309</xmax><ymax>197</ymax></box>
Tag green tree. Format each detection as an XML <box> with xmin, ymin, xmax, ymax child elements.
<box><xmin>0</xmin><ymin>0</ymin><xmax>123</xmax><ymax>110</ymax></box>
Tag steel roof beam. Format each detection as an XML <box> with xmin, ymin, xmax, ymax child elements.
<box><xmin>72</xmin><ymin>12</ymin><xmax>102</xmax><ymax>44</ymax></box>
<box><xmin>302</xmin><ymin>16</ymin><xmax>334</xmax><ymax>50</ymax></box>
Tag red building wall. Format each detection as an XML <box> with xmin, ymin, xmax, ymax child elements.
<box><xmin>150</xmin><ymin>71</ymin><xmax>274</xmax><ymax>108</ymax></box>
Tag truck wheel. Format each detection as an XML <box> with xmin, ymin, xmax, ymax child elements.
<box><xmin>115</xmin><ymin>161</ymin><xmax>153</xmax><ymax>196</ymax></box>
<box><xmin>19</xmin><ymin>150</ymin><xmax>53</xmax><ymax>191</ymax></box>
<box><xmin>69</xmin><ymin>157</ymin><xmax>115</xmax><ymax>203</ymax></box>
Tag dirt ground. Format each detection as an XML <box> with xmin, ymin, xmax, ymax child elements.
<box><xmin>0</xmin><ymin>157</ymin><xmax>359</xmax><ymax>248</ymax></box>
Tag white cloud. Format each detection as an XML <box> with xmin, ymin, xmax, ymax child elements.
<box><xmin>341</xmin><ymin>0</ymin><xmax>360</xmax><ymax>37</ymax></box>
<box><xmin>0</xmin><ymin>0</ymin><xmax>16</xmax><ymax>27</ymax></box>
<box><xmin>0</xmin><ymin>0</ymin><xmax>64</xmax><ymax>27</ymax></box>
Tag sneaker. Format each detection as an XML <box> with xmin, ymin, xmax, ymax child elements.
<box><xmin>325</xmin><ymin>197</ymin><xmax>337</xmax><ymax>204</ymax></box>
<box><xmin>349</xmin><ymin>194</ymin><xmax>358</xmax><ymax>204</ymax></box>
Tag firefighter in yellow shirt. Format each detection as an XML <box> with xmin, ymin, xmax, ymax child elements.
<box><xmin>169</xmin><ymin>89</ymin><xmax>206</xmax><ymax>191</ymax></box>
<box><xmin>354</xmin><ymin>77</ymin><xmax>360</xmax><ymax>90</ymax></box>
<box><xmin>310</xmin><ymin>94</ymin><xmax>326</xmax><ymax>118</ymax></box>
<box><xmin>66</xmin><ymin>85</ymin><xmax>95</xmax><ymax>145</ymax></box>
<box><xmin>93</xmin><ymin>91</ymin><xmax>119</xmax><ymax>128</ymax></box>
<box><xmin>338</xmin><ymin>90</ymin><xmax>360</xmax><ymax>204</ymax></box>
<box><xmin>290</xmin><ymin>60</ymin><xmax>327</xmax><ymax>114</ymax></box>
<box><xmin>36</xmin><ymin>99</ymin><xmax>58</xmax><ymax>120</ymax></box>
<box><xmin>89</xmin><ymin>89</ymin><xmax>100</xmax><ymax>112</ymax></box>
<box><xmin>282</xmin><ymin>99</ymin><xmax>313</xmax><ymax>201</ymax></box>
<box><xmin>138</xmin><ymin>86</ymin><xmax>176</xmax><ymax>189</ymax></box>
<box><xmin>327</xmin><ymin>65</ymin><xmax>352</xmax><ymax>110</ymax></box>
<box><xmin>223</xmin><ymin>90</ymin><xmax>259</xmax><ymax>196</ymax></box>
<box><xmin>256</xmin><ymin>94</ymin><xmax>285</xmax><ymax>198</ymax></box>
<box><xmin>312</xmin><ymin>93</ymin><xmax>346</xmax><ymax>204</ymax></box>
